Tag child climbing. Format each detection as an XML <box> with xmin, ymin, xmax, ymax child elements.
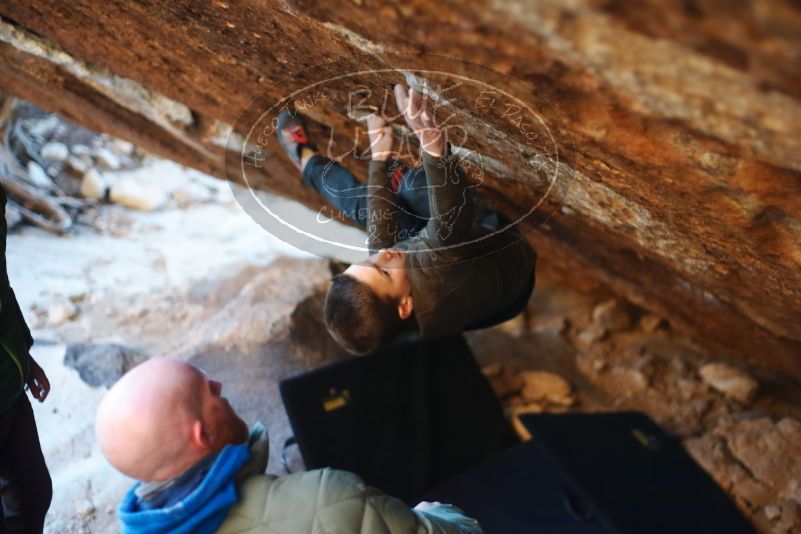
<box><xmin>277</xmin><ymin>83</ymin><xmax>537</xmax><ymax>354</ymax></box>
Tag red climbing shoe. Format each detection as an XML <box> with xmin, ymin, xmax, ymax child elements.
<box><xmin>276</xmin><ymin>108</ymin><xmax>317</xmax><ymax>171</ymax></box>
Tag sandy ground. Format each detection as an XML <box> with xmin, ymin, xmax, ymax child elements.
<box><xmin>28</xmin><ymin>342</ymin><xmax>125</xmax><ymax>533</ymax></box>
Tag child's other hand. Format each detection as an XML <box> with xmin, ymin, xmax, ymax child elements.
<box><xmin>366</xmin><ymin>114</ymin><xmax>394</xmax><ymax>161</ymax></box>
<box><xmin>393</xmin><ymin>84</ymin><xmax>444</xmax><ymax>158</ymax></box>
<box><xmin>26</xmin><ymin>356</ymin><xmax>50</xmax><ymax>402</ymax></box>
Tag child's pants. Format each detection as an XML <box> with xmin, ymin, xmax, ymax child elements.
<box><xmin>302</xmin><ymin>155</ymin><xmax>502</xmax><ymax>236</ymax></box>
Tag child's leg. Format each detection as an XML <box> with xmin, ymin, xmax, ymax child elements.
<box><xmin>395</xmin><ymin>165</ymin><xmax>431</xmax><ymax>219</ymax></box>
<box><xmin>0</xmin><ymin>395</ymin><xmax>51</xmax><ymax>533</ymax></box>
<box><xmin>302</xmin><ymin>155</ymin><xmax>369</xmax><ymax>229</ymax></box>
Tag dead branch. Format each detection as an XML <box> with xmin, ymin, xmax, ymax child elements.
<box><xmin>0</xmin><ymin>100</ymin><xmax>72</xmax><ymax>234</ymax></box>
<box><xmin>0</xmin><ymin>174</ymin><xmax>72</xmax><ymax>234</ymax></box>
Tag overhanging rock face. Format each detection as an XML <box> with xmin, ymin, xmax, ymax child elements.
<box><xmin>1</xmin><ymin>1</ymin><xmax>800</xmax><ymax>378</ymax></box>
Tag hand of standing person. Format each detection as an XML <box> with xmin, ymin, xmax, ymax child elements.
<box><xmin>26</xmin><ymin>356</ymin><xmax>50</xmax><ymax>402</ymax></box>
<box><xmin>393</xmin><ymin>84</ymin><xmax>445</xmax><ymax>157</ymax></box>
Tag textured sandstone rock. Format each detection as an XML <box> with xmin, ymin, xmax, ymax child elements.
<box><xmin>575</xmin><ymin>322</ymin><xmax>607</xmax><ymax>348</ymax></box>
<box><xmin>776</xmin><ymin>500</ymin><xmax>801</xmax><ymax>533</ymax></box>
<box><xmin>699</xmin><ymin>362</ymin><xmax>760</xmax><ymax>405</ymax></box>
<box><xmin>639</xmin><ymin>314</ymin><xmax>664</xmax><ymax>333</ymax></box>
<box><xmin>685</xmin><ymin>415</ymin><xmax>801</xmax><ymax>525</ymax></box>
<box><xmin>495</xmin><ymin>314</ymin><xmax>528</xmax><ymax>337</ymax></box>
<box><xmin>592</xmin><ymin>299</ymin><xmax>632</xmax><ymax>331</ymax></box>
<box><xmin>531</xmin><ymin>315</ymin><xmax>568</xmax><ymax>336</ymax></box>
<box><xmin>520</xmin><ymin>370</ymin><xmax>574</xmax><ymax>406</ymax></box>
<box><xmin>482</xmin><ymin>364</ymin><xmax>524</xmax><ymax>399</ymax></box>
<box><xmin>717</xmin><ymin>417</ymin><xmax>801</xmax><ymax>501</ymax></box>
<box><xmin>684</xmin><ymin>432</ymin><xmax>775</xmax><ymax>510</ymax></box>
<box><xmin>0</xmin><ymin>1</ymin><xmax>800</xmax><ymax>378</ymax></box>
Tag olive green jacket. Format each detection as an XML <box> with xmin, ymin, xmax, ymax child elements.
<box><xmin>218</xmin><ymin>425</ymin><xmax>482</xmax><ymax>534</ymax></box>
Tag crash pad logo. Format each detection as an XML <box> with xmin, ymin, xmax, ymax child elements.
<box><xmin>226</xmin><ymin>53</ymin><xmax>575</xmax><ymax>263</ymax></box>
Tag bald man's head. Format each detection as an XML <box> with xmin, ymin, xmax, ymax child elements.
<box><xmin>95</xmin><ymin>359</ymin><xmax>249</xmax><ymax>482</ymax></box>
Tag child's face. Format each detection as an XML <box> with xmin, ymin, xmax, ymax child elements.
<box><xmin>344</xmin><ymin>248</ymin><xmax>411</xmax><ymax>302</ymax></box>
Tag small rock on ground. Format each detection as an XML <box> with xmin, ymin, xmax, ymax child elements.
<box><xmin>495</xmin><ymin>314</ymin><xmax>527</xmax><ymax>337</ymax></box>
<box><xmin>639</xmin><ymin>313</ymin><xmax>664</xmax><ymax>333</ymax></box>
<box><xmin>576</xmin><ymin>322</ymin><xmax>607</xmax><ymax>348</ymax></box>
<box><xmin>80</xmin><ymin>169</ymin><xmax>107</xmax><ymax>200</ymax></box>
<box><xmin>26</xmin><ymin>161</ymin><xmax>52</xmax><ymax>189</ymax></box>
<box><xmin>531</xmin><ymin>315</ymin><xmax>568</xmax><ymax>336</ymax></box>
<box><xmin>592</xmin><ymin>299</ymin><xmax>632</xmax><ymax>331</ymax></box>
<box><xmin>699</xmin><ymin>362</ymin><xmax>759</xmax><ymax>405</ymax></box>
<box><xmin>93</xmin><ymin>147</ymin><xmax>121</xmax><ymax>170</ymax></box>
<box><xmin>110</xmin><ymin>180</ymin><xmax>166</xmax><ymax>211</ymax></box>
<box><xmin>520</xmin><ymin>370</ymin><xmax>574</xmax><ymax>406</ymax></box>
<box><xmin>64</xmin><ymin>343</ymin><xmax>148</xmax><ymax>388</ymax></box>
<box><xmin>40</xmin><ymin>142</ymin><xmax>70</xmax><ymax>163</ymax></box>
<box><xmin>482</xmin><ymin>364</ymin><xmax>523</xmax><ymax>399</ymax></box>
<box><xmin>47</xmin><ymin>300</ymin><xmax>78</xmax><ymax>326</ymax></box>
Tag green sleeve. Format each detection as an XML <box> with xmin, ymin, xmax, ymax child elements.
<box><xmin>420</xmin><ymin>147</ymin><xmax>475</xmax><ymax>248</ymax></box>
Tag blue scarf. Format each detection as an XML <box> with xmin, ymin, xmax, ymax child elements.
<box><xmin>117</xmin><ymin>441</ymin><xmax>251</xmax><ymax>534</ymax></box>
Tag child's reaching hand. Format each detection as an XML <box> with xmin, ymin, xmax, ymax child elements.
<box><xmin>394</xmin><ymin>84</ymin><xmax>445</xmax><ymax>158</ymax></box>
<box><xmin>366</xmin><ymin>114</ymin><xmax>394</xmax><ymax>162</ymax></box>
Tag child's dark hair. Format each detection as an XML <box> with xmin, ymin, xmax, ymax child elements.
<box><xmin>324</xmin><ymin>274</ymin><xmax>402</xmax><ymax>355</ymax></box>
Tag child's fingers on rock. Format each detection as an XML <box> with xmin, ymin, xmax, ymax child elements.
<box><xmin>366</xmin><ymin>113</ymin><xmax>384</xmax><ymax>129</ymax></box>
<box><xmin>409</xmin><ymin>88</ymin><xmax>424</xmax><ymax>117</ymax></box>
<box><xmin>394</xmin><ymin>84</ymin><xmax>409</xmax><ymax>113</ymax></box>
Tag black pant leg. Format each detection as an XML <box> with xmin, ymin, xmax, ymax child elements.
<box><xmin>302</xmin><ymin>155</ymin><xmax>369</xmax><ymax>228</ymax></box>
<box><xmin>0</xmin><ymin>396</ymin><xmax>20</xmax><ymax>534</ymax></box>
<box><xmin>0</xmin><ymin>395</ymin><xmax>51</xmax><ymax>534</ymax></box>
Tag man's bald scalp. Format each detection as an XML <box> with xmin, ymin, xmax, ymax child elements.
<box><xmin>96</xmin><ymin>359</ymin><xmax>205</xmax><ymax>481</ymax></box>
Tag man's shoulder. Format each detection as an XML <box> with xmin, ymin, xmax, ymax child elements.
<box><xmin>227</xmin><ymin>468</ymin><xmax>364</xmax><ymax>514</ymax></box>
<box><xmin>220</xmin><ymin>468</ymin><xmax>418</xmax><ymax>533</ymax></box>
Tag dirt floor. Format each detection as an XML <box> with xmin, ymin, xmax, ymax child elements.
<box><xmin>4</xmin><ymin>109</ymin><xmax>801</xmax><ymax>533</ymax></box>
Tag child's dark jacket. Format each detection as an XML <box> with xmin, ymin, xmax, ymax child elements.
<box><xmin>367</xmin><ymin>147</ymin><xmax>537</xmax><ymax>339</ymax></box>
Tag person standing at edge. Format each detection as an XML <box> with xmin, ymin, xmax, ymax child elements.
<box><xmin>276</xmin><ymin>83</ymin><xmax>537</xmax><ymax>354</ymax></box>
<box><xmin>0</xmin><ymin>185</ymin><xmax>52</xmax><ymax>533</ymax></box>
